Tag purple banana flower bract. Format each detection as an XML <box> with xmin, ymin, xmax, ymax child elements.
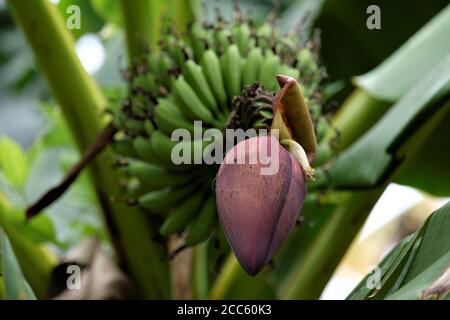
<box><xmin>215</xmin><ymin>135</ymin><xmax>306</xmax><ymax>276</ymax></box>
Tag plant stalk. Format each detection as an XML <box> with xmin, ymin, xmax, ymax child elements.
<box><xmin>7</xmin><ymin>0</ymin><xmax>169</xmax><ymax>299</ymax></box>
<box><xmin>0</xmin><ymin>277</ymin><xmax>4</xmax><ymax>300</ymax></box>
<box><xmin>316</xmin><ymin>88</ymin><xmax>390</xmax><ymax>165</ymax></box>
<box><xmin>119</xmin><ymin>0</ymin><xmax>161</xmax><ymax>62</ymax></box>
<box><xmin>281</xmin><ymin>188</ymin><xmax>384</xmax><ymax>299</ymax></box>
<box><xmin>209</xmin><ymin>254</ymin><xmax>242</xmax><ymax>299</ymax></box>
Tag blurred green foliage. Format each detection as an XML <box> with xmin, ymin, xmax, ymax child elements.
<box><xmin>315</xmin><ymin>0</ymin><xmax>449</xmax><ymax>81</ymax></box>
<box><xmin>348</xmin><ymin>201</ymin><xmax>450</xmax><ymax>300</ymax></box>
<box><xmin>0</xmin><ymin>0</ymin><xmax>449</xmax><ymax>300</ymax></box>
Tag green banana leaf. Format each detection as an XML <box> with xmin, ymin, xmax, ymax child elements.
<box><xmin>326</xmin><ymin>53</ymin><xmax>450</xmax><ymax>188</ymax></box>
<box><xmin>355</xmin><ymin>4</ymin><xmax>450</xmax><ymax>102</ymax></box>
<box><xmin>347</xmin><ymin>201</ymin><xmax>450</xmax><ymax>300</ymax></box>
<box><xmin>315</xmin><ymin>0</ymin><xmax>449</xmax><ymax>83</ymax></box>
<box><xmin>329</xmin><ymin>5</ymin><xmax>450</xmax><ymax>195</ymax></box>
<box><xmin>389</xmin><ymin>6</ymin><xmax>450</xmax><ymax>196</ymax></box>
<box><xmin>0</xmin><ymin>228</ymin><xmax>37</xmax><ymax>300</ymax></box>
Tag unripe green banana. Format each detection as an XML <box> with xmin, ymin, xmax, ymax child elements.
<box><xmin>129</xmin><ymin>96</ymin><xmax>150</xmax><ymax>118</ymax></box>
<box><xmin>316</xmin><ymin>116</ymin><xmax>330</xmax><ymax>142</ymax></box>
<box><xmin>256</xmin><ymin>23</ymin><xmax>272</xmax><ymax>37</ymax></box>
<box><xmin>201</xmin><ymin>49</ymin><xmax>228</xmax><ymax>110</ymax></box>
<box><xmin>144</xmin><ymin>120</ymin><xmax>155</xmax><ymax>136</ymax></box>
<box><xmin>259</xmin><ymin>51</ymin><xmax>281</xmax><ymax>91</ymax></box>
<box><xmin>189</xmin><ymin>23</ymin><xmax>208</xmax><ymax>61</ymax></box>
<box><xmin>159</xmin><ymin>189</ymin><xmax>206</xmax><ymax>236</ymax></box>
<box><xmin>147</xmin><ymin>51</ymin><xmax>160</xmax><ymax>74</ymax></box>
<box><xmin>150</xmin><ymin>130</ymin><xmax>179</xmax><ymax>164</ymax></box>
<box><xmin>113</xmin><ymin>110</ymin><xmax>125</xmax><ymax>129</ymax></box>
<box><xmin>133</xmin><ymin>136</ymin><xmax>164</xmax><ymax>164</ymax></box>
<box><xmin>214</xmin><ymin>27</ymin><xmax>231</xmax><ymax>53</ymax></box>
<box><xmin>253</xmin><ymin>118</ymin><xmax>271</xmax><ymax>130</ymax></box>
<box><xmin>233</xmin><ymin>23</ymin><xmax>253</xmax><ymax>55</ymax></box>
<box><xmin>154</xmin><ymin>98</ymin><xmax>196</xmax><ymax>135</ymax></box>
<box><xmin>172</xmin><ymin>86</ymin><xmax>199</xmax><ymax>121</ymax></box>
<box><xmin>139</xmin><ymin>184</ymin><xmax>196</xmax><ymax>214</ymax></box>
<box><xmin>112</xmin><ymin>139</ymin><xmax>138</xmax><ymax>158</ymax></box>
<box><xmin>131</xmin><ymin>73</ymin><xmax>157</xmax><ymax>96</ymax></box>
<box><xmin>150</xmin><ymin>130</ymin><xmax>208</xmax><ymax>166</ymax></box>
<box><xmin>126</xmin><ymin>179</ymin><xmax>147</xmax><ymax>197</ymax></box>
<box><xmin>256</xmin><ymin>23</ymin><xmax>272</xmax><ymax>49</ymax></box>
<box><xmin>124</xmin><ymin>118</ymin><xmax>145</xmax><ymax>134</ymax></box>
<box><xmin>278</xmin><ymin>64</ymin><xmax>300</xmax><ymax>80</ymax></box>
<box><xmin>182</xmin><ymin>60</ymin><xmax>219</xmax><ymax>114</ymax></box>
<box><xmin>157</xmin><ymin>53</ymin><xmax>174</xmax><ymax>89</ymax></box>
<box><xmin>185</xmin><ymin>195</ymin><xmax>217</xmax><ymax>246</ymax></box>
<box><xmin>173</xmin><ymin>76</ymin><xmax>216</xmax><ymax>125</ymax></box>
<box><xmin>166</xmin><ymin>36</ymin><xmax>189</xmax><ymax>69</ymax></box>
<box><xmin>139</xmin><ymin>187</ymin><xmax>172</xmax><ymax>212</ymax></box>
<box><xmin>127</xmin><ymin>159</ymin><xmax>190</xmax><ymax>190</ymax></box>
<box><xmin>297</xmin><ymin>48</ymin><xmax>317</xmax><ymax>73</ymax></box>
<box><xmin>242</xmin><ymin>47</ymin><xmax>264</xmax><ymax>86</ymax></box>
<box><xmin>221</xmin><ymin>44</ymin><xmax>242</xmax><ymax>98</ymax></box>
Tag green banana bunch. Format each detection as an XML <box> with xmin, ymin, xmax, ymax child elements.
<box><xmin>139</xmin><ymin>183</ymin><xmax>198</xmax><ymax>214</ymax></box>
<box><xmin>214</xmin><ymin>27</ymin><xmax>231</xmax><ymax>53</ymax></box>
<box><xmin>159</xmin><ymin>188</ymin><xmax>207</xmax><ymax>236</ymax></box>
<box><xmin>112</xmin><ymin>11</ymin><xmax>324</xmax><ymax>249</ymax></box>
<box><xmin>242</xmin><ymin>47</ymin><xmax>264</xmax><ymax>86</ymax></box>
<box><xmin>221</xmin><ymin>44</ymin><xmax>242</xmax><ymax>99</ymax></box>
<box><xmin>126</xmin><ymin>160</ymin><xmax>191</xmax><ymax>190</ymax></box>
<box><xmin>201</xmin><ymin>49</ymin><xmax>228</xmax><ymax>110</ymax></box>
<box><xmin>173</xmin><ymin>75</ymin><xmax>216</xmax><ymax>125</ymax></box>
<box><xmin>233</xmin><ymin>23</ymin><xmax>253</xmax><ymax>55</ymax></box>
<box><xmin>189</xmin><ymin>22</ymin><xmax>209</xmax><ymax>61</ymax></box>
<box><xmin>182</xmin><ymin>60</ymin><xmax>219</xmax><ymax>115</ymax></box>
<box><xmin>259</xmin><ymin>50</ymin><xmax>281</xmax><ymax>91</ymax></box>
<box><xmin>154</xmin><ymin>98</ymin><xmax>196</xmax><ymax>135</ymax></box>
<box><xmin>184</xmin><ymin>195</ymin><xmax>217</xmax><ymax>246</ymax></box>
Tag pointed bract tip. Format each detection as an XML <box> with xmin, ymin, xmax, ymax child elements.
<box><xmin>276</xmin><ymin>74</ymin><xmax>294</xmax><ymax>88</ymax></box>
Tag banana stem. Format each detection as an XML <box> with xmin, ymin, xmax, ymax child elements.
<box><xmin>119</xmin><ymin>0</ymin><xmax>161</xmax><ymax>62</ymax></box>
<box><xmin>281</xmin><ymin>188</ymin><xmax>384</xmax><ymax>299</ymax></box>
<box><xmin>209</xmin><ymin>254</ymin><xmax>242</xmax><ymax>299</ymax></box>
<box><xmin>7</xmin><ymin>0</ymin><xmax>170</xmax><ymax>299</ymax></box>
<box><xmin>192</xmin><ymin>242</ymin><xmax>209</xmax><ymax>299</ymax></box>
<box><xmin>169</xmin><ymin>0</ymin><xmax>200</xmax><ymax>34</ymax></box>
<box><xmin>317</xmin><ymin>88</ymin><xmax>390</xmax><ymax>165</ymax></box>
<box><xmin>0</xmin><ymin>277</ymin><xmax>4</xmax><ymax>300</ymax></box>
<box><xmin>169</xmin><ymin>235</ymin><xmax>193</xmax><ymax>299</ymax></box>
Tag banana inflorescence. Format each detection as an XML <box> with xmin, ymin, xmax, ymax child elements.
<box><xmin>112</xmin><ymin>12</ymin><xmax>325</xmax><ymax>252</ymax></box>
